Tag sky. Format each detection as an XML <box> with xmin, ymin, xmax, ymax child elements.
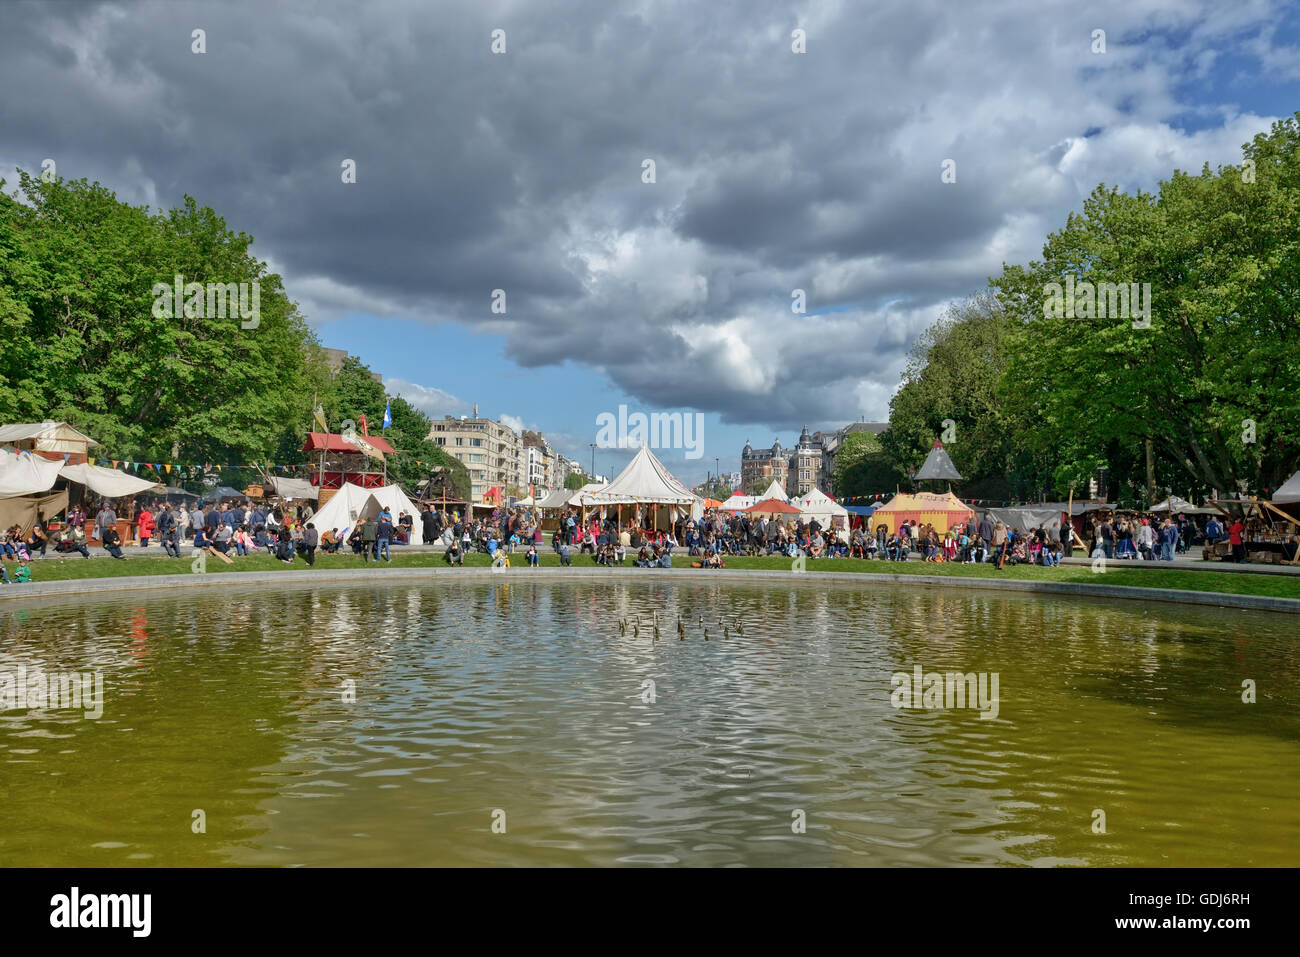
<box><xmin>2</xmin><ymin>0</ymin><xmax>1298</xmax><ymax>485</ymax></box>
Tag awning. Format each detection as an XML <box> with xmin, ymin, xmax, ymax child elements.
<box><xmin>267</xmin><ymin>476</ymin><xmax>320</xmax><ymax>500</ymax></box>
<box><xmin>0</xmin><ymin>447</ymin><xmax>65</xmax><ymax>496</ymax></box>
<box><xmin>59</xmin><ymin>462</ymin><xmax>163</xmax><ymax>498</ymax></box>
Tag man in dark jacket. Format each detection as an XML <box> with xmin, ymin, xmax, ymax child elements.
<box><xmin>302</xmin><ymin>523</ymin><xmax>319</xmax><ymax>566</ymax></box>
<box><xmin>361</xmin><ymin>517</ymin><xmax>378</xmax><ymax>562</ymax></box>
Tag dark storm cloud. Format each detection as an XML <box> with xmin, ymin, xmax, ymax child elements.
<box><xmin>0</xmin><ymin>0</ymin><xmax>1284</xmax><ymax>430</ymax></box>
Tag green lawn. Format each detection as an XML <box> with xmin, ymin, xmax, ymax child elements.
<box><xmin>8</xmin><ymin>547</ymin><xmax>1300</xmax><ymax>601</ymax></box>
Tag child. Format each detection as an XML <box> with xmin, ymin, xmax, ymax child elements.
<box><xmin>14</xmin><ymin>559</ymin><xmax>30</xmax><ymax>583</ymax></box>
<box><xmin>526</xmin><ymin>544</ymin><xmax>538</xmax><ymax>567</ymax></box>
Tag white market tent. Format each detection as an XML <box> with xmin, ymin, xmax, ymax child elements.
<box><xmin>794</xmin><ymin>488</ymin><xmax>849</xmax><ymax>525</ymax></box>
<box><xmin>577</xmin><ymin>445</ymin><xmax>696</xmax><ymax>507</ymax></box>
<box><xmin>1273</xmin><ymin>471</ymin><xmax>1300</xmax><ymax>504</ymax></box>
<box><xmin>308</xmin><ymin>482</ymin><xmax>422</xmax><ymax>540</ymax></box>
<box><xmin>0</xmin><ymin>446</ymin><xmax>66</xmax><ymax>497</ymax></box>
<box><xmin>721</xmin><ymin>493</ymin><xmax>756</xmax><ymax>511</ymax></box>
<box><xmin>567</xmin><ymin>482</ymin><xmax>607</xmax><ymax>507</ymax></box>
<box><xmin>537</xmin><ymin>487</ymin><xmax>574</xmax><ymax>509</ymax></box>
<box><xmin>759</xmin><ymin>479</ymin><xmax>789</xmax><ymax>502</ymax></box>
<box><xmin>1149</xmin><ymin>495</ymin><xmax>1195</xmax><ymax>513</ymax></box>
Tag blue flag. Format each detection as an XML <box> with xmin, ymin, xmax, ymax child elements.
<box><xmin>382</xmin><ymin>399</ymin><xmax>392</xmax><ymax>430</ymax></box>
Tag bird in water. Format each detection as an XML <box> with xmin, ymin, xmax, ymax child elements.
<box><xmin>698</xmin><ymin>615</ymin><xmax>703</xmax><ymax>627</ymax></box>
<box><xmin>703</xmin><ymin>628</ymin><xmax>710</xmax><ymax>641</ymax></box>
<box><xmin>724</xmin><ymin>625</ymin><xmax>730</xmax><ymax>639</ymax></box>
<box><xmin>736</xmin><ymin>620</ymin><xmax>745</xmax><ymax>635</ymax></box>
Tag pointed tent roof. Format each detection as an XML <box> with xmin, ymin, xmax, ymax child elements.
<box><xmin>760</xmin><ymin>479</ymin><xmax>789</xmax><ymax>501</ymax></box>
<box><xmin>795</xmin><ymin>488</ymin><xmax>849</xmax><ymax>521</ymax></box>
<box><xmin>537</xmin><ymin>486</ymin><xmax>575</xmax><ymax>508</ymax></box>
<box><xmin>915</xmin><ymin>439</ymin><xmax>962</xmax><ymax>481</ymax></box>
<box><xmin>578</xmin><ymin>445</ymin><xmax>695</xmax><ymax>505</ymax></box>
<box><xmin>744</xmin><ymin>497</ymin><xmax>802</xmax><ymax>515</ymax></box>
<box><xmin>1149</xmin><ymin>495</ymin><xmax>1195</xmax><ymax>513</ymax></box>
<box><xmin>1273</xmin><ymin>470</ymin><xmax>1300</xmax><ymax>504</ymax></box>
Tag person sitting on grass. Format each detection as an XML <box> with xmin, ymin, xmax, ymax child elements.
<box><xmin>1</xmin><ymin>558</ymin><xmax>31</xmax><ymax>584</ymax></box>
<box><xmin>101</xmin><ymin>525</ymin><xmax>126</xmax><ymax>560</ymax></box>
<box><xmin>275</xmin><ymin>524</ymin><xmax>294</xmax><ymax>563</ymax></box>
<box><xmin>213</xmin><ymin>522</ymin><xmax>233</xmax><ymax>554</ymax></box>
<box><xmin>526</xmin><ymin>543</ymin><xmax>539</xmax><ymax>567</ymax></box>
<box><xmin>445</xmin><ymin>538</ymin><xmax>464</xmax><ymax>565</ymax></box>
<box><xmin>320</xmin><ymin>528</ymin><xmax>340</xmax><ymax>553</ymax></box>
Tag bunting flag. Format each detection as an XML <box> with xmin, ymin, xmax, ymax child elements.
<box><xmin>313</xmin><ymin>403</ymin><xmax>328</xmax><ymax>432</ymax></box>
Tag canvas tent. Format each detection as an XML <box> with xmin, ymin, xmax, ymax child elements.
<box><xmin>0</xmin><ymin>446</ymin><xmax>66</xmax><ymax>497</ymax></box>
<box><xmin>868</xmin><ymin>491</ymin><xmax>974</xmax><ymax>535</ymax></box>
<box><xmin>567</xmin><ymin>482</ymin><xmax>607</xmax><ymax>507</ymax></box>
<box><xmin>744</xmin><ymin>497</ymin><xmax>802</xmax><ymax>517</ymax></box>
<box><xmin>721</xmin><ymin>493</ymin><xmax>755</xmax><ymax>511</ymax></box>
<box><xmin>578</xmin><ymin>445</ymin><xmax>696</xmax><ymax>507</ymax></box>
<box><xmin>0</xmin><ymin>490</ymin><xmax>68</xmax><ymax>536</ymax></box>
<box><xmin>1271</xmin><ymin>471</ymin><xmax>1300</xmax><ymax>505</ymax></box>
<box><xmin>267</xmin><ymin>476</ymin><xmax>319</xmax><ymax>501</ymax></box>
<box><xmin>794</xmin><ymin>488</ymin><xmax>849</xmax><ymax>526</ymax></box>
<box><xmin>308</xmin><ymin>482</ymin><xmax>423</xmax><ymax>541</ymax></box>
<box><xmin>200</xmin><ymin>485</ymin><xmax>246</xmax><ymax>503</ymax></box>
<box><xmin>58</xmin><ymin>462</ymin><xmax>162</xmax><ymax>498</ymax></box>
<box><xmin>538</xmin><ymin>487</ymin><xmax>575</xmax><ymax>509</ymax></box>
<box><xmin>987</xmin><ymin>507</ymin><xmax>1063</xmax><ymax>542</ymax></box>
<box><xmin>759</xmin><ymin>479</ymin><xmax>789</xmax><ymax>502</ymax></box>
<box><xmin>1150</xmin><ymin>495</ymin><xmax>1194</xmax><ymax>513</ymax></box>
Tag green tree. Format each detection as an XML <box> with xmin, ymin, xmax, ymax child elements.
<box><xmin>994</xmin><ymin>114</ymin><xmax>1300</xmax><ymax>494</ymax></box>
<box><xmin>832</xmin><ymin>430</ymin><xmax>906</xmax><ymax>498</ymax></box>
<box><xmin>564</xmin><ymin>471</ymin><xmax>590</xmax><ymax>490</ymax></box>
<box><xmin>0</xmin><ymin>173</ymin><xmax>324</xmax><ymax>464</ymax></box>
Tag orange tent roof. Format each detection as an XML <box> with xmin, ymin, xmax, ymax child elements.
<box><xmin>744</xmin><ymin>497</ymin><xmax>802</xmax><ymax>514</ymax></box>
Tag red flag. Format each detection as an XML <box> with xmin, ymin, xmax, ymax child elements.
<box><xmin>358</xmin><ymin>414</ymin><xmax>370</xmax><ymax>436</ymax></box>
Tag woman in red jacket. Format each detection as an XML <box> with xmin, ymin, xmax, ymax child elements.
<box><xmin>137</xmin><ymin>506</ymin><xmax>155</xmax><ymax>548</ymax></box>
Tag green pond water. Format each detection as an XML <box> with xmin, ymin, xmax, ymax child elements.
<box><xmin>1</xmin><ymin>579</ymin><xmax>1297</xmax><ymax>867</ymax></box>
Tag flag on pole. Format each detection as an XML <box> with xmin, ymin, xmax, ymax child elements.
<box><xmin>358</xmin><ymin>413</ymin><xmax>370</xmax><ymax>436</ymax></box>
<box><xmin>313</xmin><ymin>402</ymin><xmax>328</xmax><ymax>432</ymax></box>
<box><xmin>382</xmin><ymin>399</ymin><xmax>392</xmax><ymax>430</ymax></box>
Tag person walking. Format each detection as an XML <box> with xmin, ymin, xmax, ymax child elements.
<box><xmin>94</xmin><ymin>503</ymin><xmax>118</xmax><ymax>545</ymax></box>
<box><xmin>136</xmin><ymin>505</ymin><xmax>155</xmax><ymax>548</ymax></box>
<box><xmin>361</xmin><ymin>515</ymin><xmax>378</xmax><ymax>562</ymax></box>
<box><xmin>302</xmin><ymin>522</ymin><xmax>318</xmax><ymax>566</ymax></box>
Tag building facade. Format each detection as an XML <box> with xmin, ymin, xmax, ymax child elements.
<box><xmin>427</xmin><ymin>404</ymin><xmax>523</xmax><ymax>503</ymax></box>
<box><xmin>741</xmin><ymin>420</ymin><xmax>888</xmax><ymax>497</ymax></box>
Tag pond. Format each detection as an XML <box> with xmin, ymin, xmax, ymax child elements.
<box><xmin>1</xmin><ymin>579</ymin><xmax>1297</xmax><ymax>866</ymax></box>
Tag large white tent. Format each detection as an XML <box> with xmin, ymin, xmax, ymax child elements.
<box><xmin>578</xmin><ymin>445</ymin><xmax>695</xmax><ymax>506</ymax></box>
<box><xmin>759</xmin><ymin>479</ymin><xmax>789</xmax><ymax>502</ymax></box>
<box><xmin>537</xmin><ymin>487</ymin><xmax>574</xmax><ymax>509</ymax></box>
<box><xmin>794</xmin><ymin>488</ymin><xmax>849</xmax><ymax>526</ymax></box>
<box><xmin>1149</xmin><ymin>495</ymin><xmax>1195</xmax><ymax>513</ymax></box>
<box><xmin>309</xmin><ymin>482</ymin><xmax>423</xmax><ymax>540</ymax></box>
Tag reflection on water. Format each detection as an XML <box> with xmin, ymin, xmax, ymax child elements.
<box><xmin>1</xmin><ymin>581</ymin><xmax>1297</xmax><ymax>867</ymax></box>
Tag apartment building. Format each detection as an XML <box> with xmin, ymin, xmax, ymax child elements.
<box><xmin>427</xmin><ymin>404</ymin><xmax>523</xmax><ymax>503</ymax></box>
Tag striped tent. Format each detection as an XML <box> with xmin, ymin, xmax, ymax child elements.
<box><xmin>867</xmin><ymin>491</ymin><xmax>974</xmax><ymax>535</ymax></box>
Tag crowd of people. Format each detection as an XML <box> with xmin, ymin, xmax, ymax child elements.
<box><xmin>4</xmin><ymin>493</ymin><xmax>1295</xmax><ymax>585</ymax></box>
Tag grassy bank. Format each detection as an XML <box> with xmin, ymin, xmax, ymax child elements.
<box><xmin>8</xmin><ymin>547</ymin><xmax>1300</xmax><ymax>601</ymax></box>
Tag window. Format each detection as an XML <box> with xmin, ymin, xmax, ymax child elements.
<box><xmin>435</xmin><ymin>437</ymin><xmax>445</xmax><ymax>446</ymax></box>
<box><xmin>455</xmin><ymin>438</ymin><xmax>463</xmax><ymax>446</ymax></box>
<box><xmin>470</xmin><ymin>438</ymin><xmax>482</xmax><ymax>447</ymax></box>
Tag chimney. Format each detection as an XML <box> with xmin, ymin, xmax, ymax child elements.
<box><xmin>473</xmin><ymin>403</ymin><xmax>478</xmax><ymax>418</ymax></box>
